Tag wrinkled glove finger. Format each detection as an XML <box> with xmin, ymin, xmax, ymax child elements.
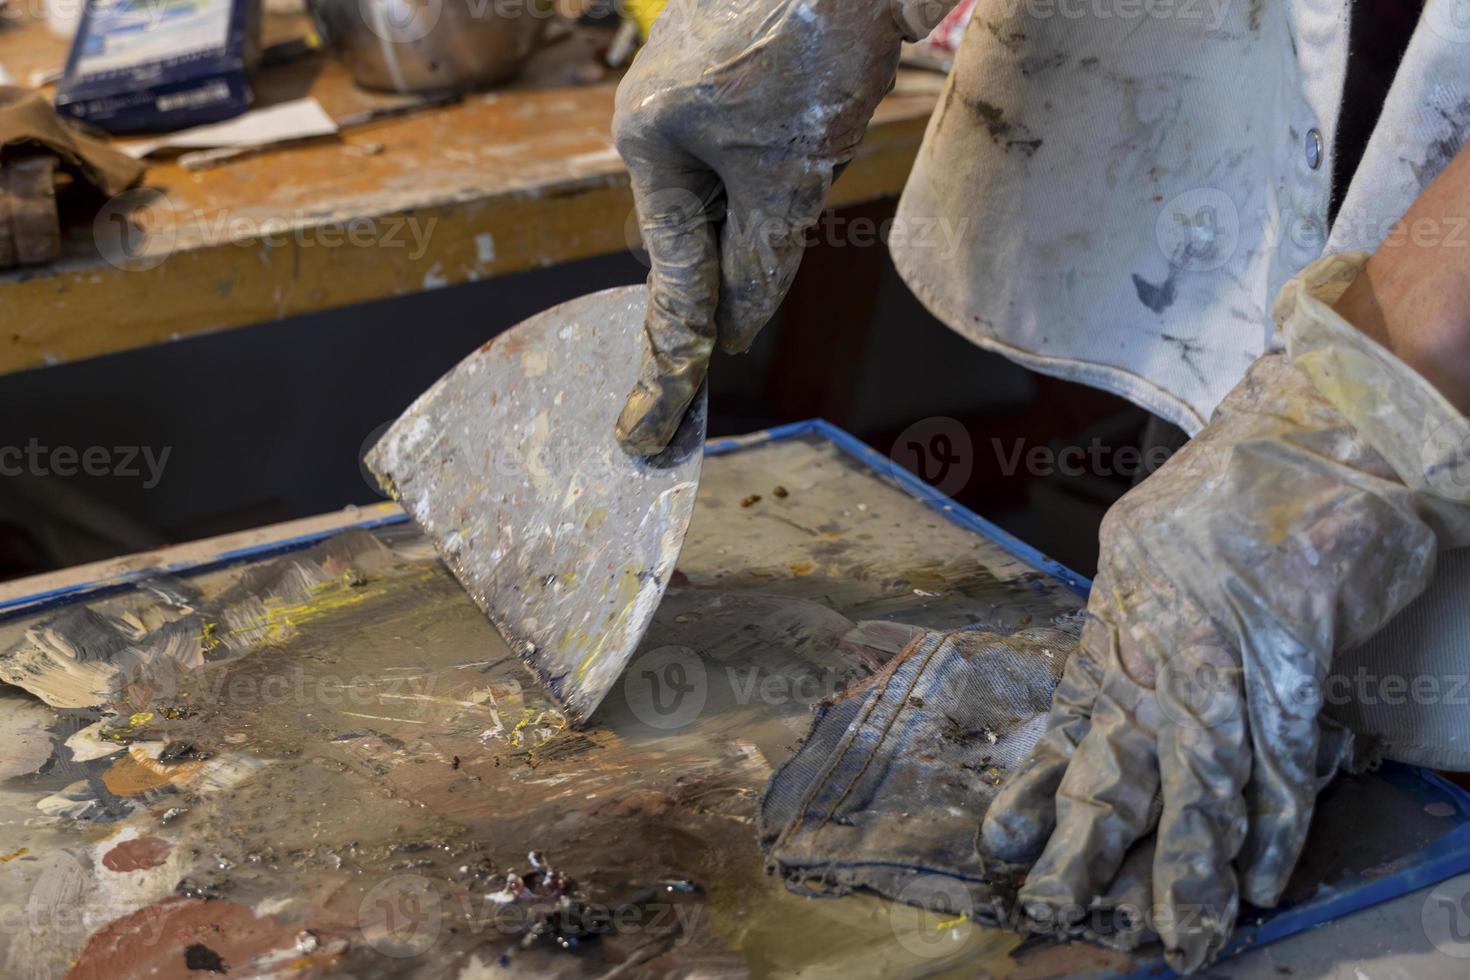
<box><xmin>981</xmin><ymin>614</ymin><xmax>1110</xmax><ymax>862</ymax></box>
<box><xmin>713</xmin><ymin>161</ymin><xmax>835</xmax><ymax>354</ymax></box>
<box><xmin>1087</xmin><ymin>836</ymin><xmax>1158</xmax><ymax>951</ymax></box>
<box><xmin>1016</xmin><ymin>664</ymin><xmax>1160</xmax><ymax>929</ymax></box>
<box><xmin>1152</xmin><ymin>644</ymin><xmax>1250</xmax><ymax>974</ymax></box>
<box><xmin>612</xmin><ymin>124</ymin><xmax>724</xmax><ymax>456</ymax></box>
<box><xmin>1234</xmin><ymin>643</ymin><xmax>1326</xmax><ymax>908</ymax></box>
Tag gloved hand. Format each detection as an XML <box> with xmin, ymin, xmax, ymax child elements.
<box><xmin>980</xmin><ymin>253</ymin><xmax>1470</xmax><ymax>972</ymax></box>
<box><xmin>611</xmin><ymin>1</ymin><xmax>958</xmax><ymax>454</ymax></box>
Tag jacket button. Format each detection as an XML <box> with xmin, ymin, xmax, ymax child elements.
<box><xmin>1305</xmin><ymin>128</ymin><xmax>1324</xmax><ymax>170</ymax></box>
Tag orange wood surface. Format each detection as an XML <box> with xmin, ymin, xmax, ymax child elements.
<box><xmin>0</xmin><ymin>12</ymin><xmax>942</xmax><ymax>376</ymax></box>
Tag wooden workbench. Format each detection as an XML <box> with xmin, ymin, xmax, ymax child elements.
<box><xmin>0</xmin><ymin>12</ymin><xmax>942</xmax><ymax>376</ymax></box>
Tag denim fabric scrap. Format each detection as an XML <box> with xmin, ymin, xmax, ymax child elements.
<box><xmin>758</xmin><ymin>621</ymin><xmax>1081</xmax><ymax>924</ymax></box>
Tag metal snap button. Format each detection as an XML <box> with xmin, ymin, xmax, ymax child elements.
<box><xmin>1305</xmin><ymin>128</ymin><xmax>1324</xmax><ymax>171</ymax></box>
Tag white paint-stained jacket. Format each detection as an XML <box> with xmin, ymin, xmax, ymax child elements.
<box><xmin>892</xmin><ymin>0</ymin><xmax>1469</xmax><ymax>433</ymax></box>
<box><xmin>890</xmin><ymin>1</ymin><xmax>1470</xmax><ymax>768</ymax></box>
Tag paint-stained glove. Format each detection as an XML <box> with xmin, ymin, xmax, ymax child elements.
<box><xmin>611</xmin><ymin>1</ymin><xmax>959</xmax><ymax>454</ymax></box>
<box><xmin>980</xmin><ymin>253</ymin><xmax>1470</xmax><ymax>973</ymax></box>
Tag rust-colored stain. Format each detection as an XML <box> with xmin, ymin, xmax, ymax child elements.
<box><xmin>101</xmin><ymin>836</ymin><xmax>173</xmax><ymax>873</ymax></box>
<box><xmin>789</xmin><ymin>562</ymin><xmax>815</xmax><ymax>577</ymax></box>
<box><xmin>67</xmin><ymin>898</ymin><xmax>334</xmax><ymax>980</ymax></box>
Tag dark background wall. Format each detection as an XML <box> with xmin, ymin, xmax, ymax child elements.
<box><xmin>0</xmin><ymin>199</ymin><xmax>1150</xmax><ymax>584</ymax></box>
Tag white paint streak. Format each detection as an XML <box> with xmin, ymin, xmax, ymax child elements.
<box><xmin>475</xmin><ymin>233</ymin><xmax>497</xmax><ymax>264</ymax></box>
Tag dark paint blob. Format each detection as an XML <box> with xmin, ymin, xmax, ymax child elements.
<box><xmin>184</xmin><ymin>943</ymin><xmax>228</xmax><ymax>973</ymax></box>
<box><xmin>1131</xmin><ymin>272</ymin><xmax>1178</xmax><ymax>314</ymax></box>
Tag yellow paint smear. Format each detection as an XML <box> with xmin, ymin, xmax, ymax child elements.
<box><xmin>222</xmin><ymin>570</ymin><xmax>435</xmax><ymax>647</ymax></box>
<box><xmin>576</xmin><ymin>568</ymin><xmax>643</xmax><ymax>682</ymax></box>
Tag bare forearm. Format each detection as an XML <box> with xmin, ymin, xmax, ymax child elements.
<box><xmin>1334</xmin><ymin>143</ymin><xmax>1470</xmax><ymax>413</ymax></box>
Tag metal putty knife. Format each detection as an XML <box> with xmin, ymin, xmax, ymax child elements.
<box><xmin>365</xmin><ymin>286</ymin><xmax>708</xmax><ymax>725</ymax></box>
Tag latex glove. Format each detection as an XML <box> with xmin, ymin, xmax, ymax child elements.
<box><xmin>611</xmin><ymin>1</ymin><xmax>958</xmax><ymax>454</ymax></box>
<box><xmin>980</xmin><ymin>253</ymin><xmax>1470</xmax><ymax>972</ymax></box>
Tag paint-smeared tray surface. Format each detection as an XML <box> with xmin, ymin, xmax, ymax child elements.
<box><xmin>0</xmin><ymin>423</ymin><xmax>1464</xmax><ymax>978</ymax></box>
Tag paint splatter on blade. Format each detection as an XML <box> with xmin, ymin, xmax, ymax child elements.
<box><xmin>365</xmin><ymin>286</ymin><xmax>707</xmax><ymax>724</ymax></box>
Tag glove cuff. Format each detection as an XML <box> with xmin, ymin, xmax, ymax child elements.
<box><xmin>1274</xmin><ymin>252</ymin><xmax>1470</xmax><ymax>539</ymax></box>
<box><xmin>890</xmin><ymin>1</ymin><xmax>964</xmax><ymax>42</ymax></box>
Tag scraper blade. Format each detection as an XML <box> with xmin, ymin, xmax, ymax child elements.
<box><xmin>365</xmin><ymin>286</ymin><xmax>707</xmax><ymax>724</ymax></box>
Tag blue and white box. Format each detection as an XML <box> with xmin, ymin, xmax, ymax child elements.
<box><xmin>55</xmin><ymin>0</ymin><xmax>261</xmax><ymax>134</ymax></box>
